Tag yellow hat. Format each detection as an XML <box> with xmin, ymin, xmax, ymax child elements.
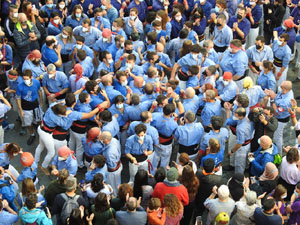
<box><xmin>243</xmin><ymin>77</ymin><xmax>253</xmax><ymax>89</ymax></box>
<box><xmin>215</xmin><ymin>212</ymin><xmax>229</xmax><ymax>225</ymax></box>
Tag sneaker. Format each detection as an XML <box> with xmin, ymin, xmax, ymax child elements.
<box><xmin>27</xmin><ymin>135</ymin><xmax>36</xmax><ymax>145</ymax></box>
<box><xmin>19</xmin><ymin>128</ymin><xmax>26</xmax><ymax>136</ymax></box>
<box><xmin>40</xmin><ymin>166</ymin><xmax>50</xmax><ymax>176</ymax></box>
<box><xmin>4</xmin><ymin>124</ymin><xmax>14</xmax><ymax>131</ymax></box>
<box><xmin>223</xmin><ymin>165</ymin><xmax>235</xmax><ymax>171</ymax></box>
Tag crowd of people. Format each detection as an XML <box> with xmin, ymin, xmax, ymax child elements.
<box><xmin>1</xmin><ymin>0</ymin><xmax>300</xmax><ymax>224</ymax></box>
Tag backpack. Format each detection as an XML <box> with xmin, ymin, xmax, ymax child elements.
<box><xmin>60</xmin><ymin>193</ymin><xmax>80</xmax><ymax>225</ymax></box>
<box><xmin>25</xmin><ymin>219</ymin><xmax>38</xmax><ymax>225</ymax></box>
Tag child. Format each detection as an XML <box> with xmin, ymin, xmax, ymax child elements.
<box><xmin>147</xmin><ymin>197</ymin><xmax>166</xmax><ymax>225</ymax></box>
<box><xmin>186</xmin><ymin>65</ymin><xmax>200</xmax><ymax>90</ymax></box>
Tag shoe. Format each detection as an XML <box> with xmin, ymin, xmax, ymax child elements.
<box><xmin>295</xmin><ymin>78</ymin><xmax>300</xmax><ymax>82</ymax></box>
<box><xmin>27</xmin><ymin>135</ymin><xmax>35</xmax><ymax>145</ymax></box>
<box><xmin>19</xmin><ymin>128</ymin><xmax>26</xmax><ymax>136</ymax></box>
<box><xmin>40</xmin><ymin>166</ymin><xmax>50</xmax><ymax>176</ymax></box>
<box><xmin>4</xmin><ymin>124</ymin><xmax>14</xmax><ymax>131</ymax></box>
<box><xmin>223</xmin><ymin>165</ymin><xmax>235</xmax><ymax>171</ymax></box>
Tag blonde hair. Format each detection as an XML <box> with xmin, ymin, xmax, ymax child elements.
<box><xmin>164</xmin><ymin>194</ymin><xmax>183</xmax><ymax>217</ymax></box>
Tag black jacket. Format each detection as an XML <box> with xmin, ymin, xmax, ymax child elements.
<box><xmin>263</xmin><ymin>3</ymin><xmax>285</xmax><ymax>32</ymax></box>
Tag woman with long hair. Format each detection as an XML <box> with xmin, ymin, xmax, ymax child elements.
<box><xmin>65</xmin><ymin>4</ymin><xmax>88</xmax><ymax>29</ymax></box>
<box><xmin>86</xmin><ymin>173</ymin><xmax>113</xmax><ymax>201</ymax></box>
<box><xmin>271</xmin><ymin>184</ymin><xmax>288</xmax><ymax>218</ymax></box>
<box><xmin>133</xmin><ymin>169</ymin><xmax>153</xmax><ymax>209</ymax></box>
<box><xmin>92</xmin><ymin>192</ymin><xmax>115</xmax><ymax>225</ymax></box>
<box><xmin>67</xmin><ymin>207</ymin><xmax>94</xmax><ymax>225</ymax></box>
<box><xmin>111</xmin><ymin>183</ymin><xmax>133</xmax><ymax>211</ymax></box>
<box><xmin>178</xmin><ymin>165</ymin><xmax>199</xmax><ymax>225</ymax></box>
<box><xmin>164</xmin><ymin>194</ymin><xmax>183</xmax><ymax>225</ymax></box>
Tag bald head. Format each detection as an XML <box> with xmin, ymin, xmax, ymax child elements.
<box><xmin>260</xmin><ymin>135</ymin><xmax>272</xmax><ymax>150</ymax></box>
<box><xmin>281</xmin><ymin>81</ymin><xmax>292</xmax><ymax>92</ymax></box>
<box><xmin>101</xmin><ymin>74</ymin><xmax>113</xmax><ymax>86</ymax></box>
<box><xmin>134</xmin><ymin>76</ymin><xmax>144</xmax><ymax>88</ymax></box>
<box><xmin>185</xmin><ymin>87</ymin><xmax>195</xmax><ymax>99</ymax></box>
<box><xmin>156</xmin><ymin>42</ymin><xmax>164</xmax><ymax>53</ymax></box>
<box><xmin>18</xmin><ymin>13</ymin><xmax>27</xmax><ymax>23</ymax></box>
<box><xmin>101</xmin><ymin>131</ymin><xmax>112</xmax><ymax>142</ymax></box>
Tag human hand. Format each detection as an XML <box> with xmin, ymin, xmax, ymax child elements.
<box><xmin>51</xmin><ymin>169</ymin><xmax>59</xmax><ymax>176</ymax></box>
<box><xmin>36</xmin><ymin>200</ymin><xmax>45</xmax><ymax>208</ymax></box>
<box><xmin>38</xmin><ymin>185</ymin><xmax>45</xmax><ymax>193</ymax></box>
<box><xmin>258</xmin><ymin>192</ymin><xmax>267</xmax><ymax>199</ymax></box>
<box><xmin>212</xmin><ymin>185</ymin><xmax>218</xmax><ymax>195</ymax></box>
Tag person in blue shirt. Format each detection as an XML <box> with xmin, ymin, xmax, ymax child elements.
<box><xmin>123</xmin><ymin>94</ymin><xmax>152</xmax><ymax>121</ymax></box>
<box><xmin>69</xmin><ymin>0</ymin><xmax>93</xmax><ymax>14</ymax></box>
<box><xmin>22</xmin><ymin>50</ymin><xmax>46</xmax><ymax>80</ymax></box>
<box><xmin>107</xmin><ymin>35</ymin><xmax>125</xmax><ymax>60</ymax></box>
<box><xmin>112</xmin><ymin>18</ymin><xmax>128</xmax><ymax>39</ymax></box>
<box><xmin>41</xmin><ymin>35</ymin><xmax>62</xmax><ymax>69</ymax></box>
<box><xmin>70</xmin><ymin>36</ymin><xmax>94</xmax><ymax>61</ymax></box>
<box><xmin>140</xmin><ymin>83</ymin><xmax>159</xmax><ymax>102</ymax></box>
<box><xmin>227</xmin><ymin>107</ymin><xmax>254</xmax><ymax>174</ymax></box>
<box><xmin>152</xmin><ymin>0</ymin><xmax>165</xmax><ymax>11</ymax></box>
<box><xmin>101</xmin><ymin>0</ymin><xmax>118</xmax><ymax>24</ymax></box>
<box><xmin>91</xmin><ymin>8</ymin><xmax>111</xmax><ymax>30</ymax></box>
<box><xmin>65</xmin><ymin>5</ymin><xmax>88</xmax><ymax>29</ymax></box>
<box><xmin>242</xmin><ymin>77</ymin><xmax>266</xmax><ymax>109</ymax></box>
<box><xmin>265</xmin><ymin>81</ymin><xmax>294</xmax><ymax>155</ymax></box>
<box><xmin>180</xmin><ymin>88</ymin><xmax>202</xmax><ymax>114</ymax></box>
<box><xmin>40</xmin><ymin>0</ymin><xmax>56</xmax><ymax>17</ymax></box>
<box><xmin>47</xmin><ymin>11</ymin><xmax>63</xmax><ymax>36</ymax></box>
<box><xmin>113</xmin><ymin>71</ymin><xmax>128</xmax><ymax>97</ymax></box>
<box><xmin>51</xmin><ymin>146</ymin><xmax>78</xmax><ymax>176</ymax></box>
<box><xmin>73</xmin><ymin>18</ymin><xmax>102</xmax><ymax>48</ymax></box>
<box><xmin>99</xmin><ymin>131</ymin><xmax>122</xmax><ymax>195</ymax></box>
<box><xmin>166</xmin><ymin>28</ymin><xmax>187</xmax><ymax>63</ymax></box>
<box><xmin>115</xmin><ymin>40</ymin><xmax>141</xmax><ymax>70</ymax></box>
<box><xmin>125</xmin><ymin>123</ymin><xmax>153</xmax><ymax>182</ymax></box>
<box><xmin>0</xmin><ymin>42</ymin><xmax>13</xmax><ymax>71</ymax></box>
<box><xmin>257</xmin><ymin>60</ymin><xmax>276</xmax><ymax>92</ymax></box>
<box><xmin>97</xmin><ymin>109</ymin><xmax>120</xmax><ymax>138</ymax></box>
<box><xmin>42</xmin><ymin>64</ymin><xmax>69</xmax><ymax>102</ymax></box>
<box><xmin>220</xmin><ymin>39</ymin><xmax>248</xmax><ymax>91</ymax></box>
<box><xmin>272</xmin><ymin>33</ymin><xmax>291</xmax><ymax>89</ymax></box>
<box><xmin>227</xmin><ymin>7</ymin><xmax>251</xmax><ymax>46</ymax></box>
<box><xmin>128</xmin><ymin>76</ymin><xmax>145</xmax><ymax>95</ymax></box>
<box><xmin>174</xmin><ymin>111</ymin><xmax>204</xmax><ymax>161</ymax></box>
<box><xmin>170</xmin><ymin>44</ymin><xmax>203</xmax><ymax>89</ymax></box>
<box><xmin>16</xmin><ymin>152</ymin><xmax>37</xmax><ymax>184</ymax></box>
<box><xmin>212</xmin><ymin>14</ymin><xmax>233</xmax><ymax>53</ymax></box>
<box><xmin>249</xmin><ymin>135</ymin><xmax>278</xmax><ymax>177</ymax></box>
<box><xmin>245</xmin><ymin>0</ymin><xmax>262</xmax><ymax>48</ymax></box>
<box><xmin>171</xmin><ymin>9</ymin><xmax>185</xmax><ymax>39</ymax></box>
<box><xmin>273</xmin><ymin>19</ymin><xmax>296</xmax><ymax>52</ymax></box>
<box><xmin>76</xmin><ymin>49</ymin><xmax>94</xmax><ymax>78</ymax></box>
<box><xmin>246</xmin><ymin>36</ymin><xmax>274</xmax><ymax>83</ymax></box>
<box><xmin>16</xmin><ymin>69</ymin><xmax>43</xmax><ymax>146</ymax></box>
<box><xmin>201</xmin><ymin>89</ymin><xmax>222</xmax><ymax>129</ymax></box>
<box><xmin>102</xmin><ymin>75</ymin><xmax>126</xmax><ymax>104</ymax></box>
<box><xmin>97</xmin><ymin>51</ymin><xmax>115</xmax><ymax>74</ymax></box>
<box><xmin>127</xmin><ymin>0</ymin><xmax>148</xmax><ymax>22</ymax></box>
<box><xmin>123</xmin><ymin>8</ymin><xmax>144</xmax><ymax>36</ymax></box>
<box><xmin>82</xmin><ymin>127</ymin><xmax>103</xmax><ymax>163</ymax></box>
<box><xmin>195</xmin><ymin>0</ymin><xmax>212</xmax><ymax>19</ymax></box>
<box><xmin>216</xmin><ymin>72</ymin><xmax>238</xmax><ymax>105</ymax></box>
<box><xmin>94</xmin><ymin>28</ymin><xmax>115</xmax><ymax>58</ymax></box>
<box><xmin>0</xmin><ymin>198</ymin><xmax>18</xmax><ymax>225</ymax></box>
<box><xmin>85</xmin><ymin>154</ymin><xmax>108</xmax><ymax>183</ymax></box>
<box><xmin>120</xmin><ymin>54</ymin><xmax>144</xmax><ymax>83</ymax></box>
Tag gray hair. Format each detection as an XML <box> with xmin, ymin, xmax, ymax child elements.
<box><xmin>47</xmin><ymin>63</ymin><xmax>56</xmax><ymax>73</ymax></box>
<box><xmin>203</xmin><ymin>39</ymin><xmax>213</xmax><ymax>48</ymax></box>
<box><xmin>218</xmin><ymin>185</ymin><xmax>229</xmax><ymax>200</ymax></box>
<box><xmin>246</xmin><ymin>191</ymin><xmax>257</xmax><ymax>206</ymax></box>
<box><xmin>185</xmin><ymin>110</ymin><xmax>196</xmax><ymax>123</ymax></box>
<box><xmin>101</xmin><ymin>131</ymin><xmax>112</xmax><ymax>141</ymax></box>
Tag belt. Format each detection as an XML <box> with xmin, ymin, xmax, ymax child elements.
<box><xmin>235</xmin><ymin>74</ymin><xmax>246</xmax><ymax>81</ymax></box>
<box><xmin>242</xmin><ymin>139</ymin><xmax>251</xmax><ymax>146</ymax></box>
<box><xmin>198</xmin><ymin>34</ymin><xmax>205</xmax><ymax>42</ymax></box>
<box><xmin>177</xmin><ymin>69</ymin><xmax>189</xmax><ymax>81</ymax></box>
<box><xmin>40</xmin><ymin>121</ymin><xmax>55</xmax><ymax>134</ymax></box>
<box><xmin>273</xmin><ymin>56</ymin><xmax>283</xmax><ymax>67</ymax></box>
<box><xmin>159</xmin><ymin>133</ymin><xmax>174</xmax><ymax>145</ymax></box>
<box><xmin>108</xmin><ymin>161</ymin><xmax>121</xmax><ymax>172</ymax></box>
<box><xmin>230</xmin><ymin>125</ymin><xmax>237</xmax><ymax>135</ymax></box>
<box><xmin>72</xmin><ymin>121</ymin><xmax>87</xmax><ymax>128</ymax></box>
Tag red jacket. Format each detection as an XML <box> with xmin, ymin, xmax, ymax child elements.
<box><xmin>152</xmin><ymin>181</ymin><xmax>189</xmax><ymax>206</ymax></box>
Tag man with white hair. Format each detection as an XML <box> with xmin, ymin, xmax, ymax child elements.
<box><xmin>204</xmin><ymin>185</ymin><xmax>235</xmax><ymax>225</ymax></box>
<box><xmin>180</xmin><ymin>87</ymin><xmax>201</xmax><ymax>114</ymax></box>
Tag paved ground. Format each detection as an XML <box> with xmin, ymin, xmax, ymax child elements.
<box><xmin>5</xmin><ymin>60</ymin><xmax>300</xmax><ymax>223</ymax></box>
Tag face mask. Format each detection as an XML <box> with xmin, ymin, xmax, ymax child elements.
<box><xmin>215</xmin><ymin>6</ymin><xmax>220</xmax><ymax>13</ymax></box>
<box><xmin>13</xmin><ymin>12</ymin><xmax>18</xmax><ymax>18</ymax></box>
<box><xmin>256</xmin><ymin>44</ymin><xmax>261</xmax><ymax>50</ymax></box>
<box><xmin>237</xmin><ymin>14</ymin><xmax>242</xmax><ymax>20</ymax></box>
<box><xmin>121</xmin><ymin>80</ymin><xmax>128</xmax><ymax>86</ymax></box>
<box><xmin>82</xmin><ymin>27</ymin><xmax>88</xmax><ymax>32</ymax></box>
<box><xmin>137</xmin><ymin>135</ymin><xmax>144</xmax><ymax>141</ymax></box>
<box><xmin>46</xmin><ymin>3</ymin><xmax>53</xmax><ymax>8</ymax></box>
<box><xmin>62</xmin><ymin>34</ymin><xmax>68</xmax><ymax>39</ymax></box>
<box><xmin>192</xmin><ymin>54</ymin><xmax>198</xmax><ymax>60</ymax></box>
<box><xmin>223</xmin><ymin>80</ymin><xmax>229</xmax><ymax>86</ymax></box>
<box><xmin>203</xmin><ymin>92</ymin><xmax>206</xmax><ymax>99</ymax></box>
<box><xmin>130</xmin><ymin>16</ymin><xmax>136</xmax><ymax>20</ymax></box>
<box><xmin>75</xmin><ymin>13</ymin><xmax>81</xmax><ymax>18</ymax></box>
<box><xmin>103</xmin><ymin>37</ymin><xmax>108</xmax><ymax>42</ymax></box>
<box><xmin>58</xmin><ymin>156</ymin><xmax>66</xmax><ymax>161</ymax></box>
<box><xmin>59</xmin><ymin>4</ymin><xmax>65</xmax><ymax>9</ymax></box>
<box><xmin>175</xmin><ymin>16</ymin><xmax>182</xmax><ymax>21</ymax></box>
<box><xmin>108</xmin><ymin>59</ymin><xmax>113</xmax><ymax>64</ymax></box>
<box><xmin>208</xmin><ymin>48</ymin><xmax>213</xmax><ymax>53</ymax></box>
<box><xmin>216</xmin><ymin>22</ymin><xmax>222</xmax><ymax>27</ymax></box>
<box><xmin>126</xmin><ymin>63</ymin><xmax>133</xmax><ymax>69</ymax></box>
<box><xmin>295</xmin><ymin>190</ymin><xmax>299</xmax><ymax>198</ymax></box>
<box><xmin>13</xmin><ymin>153</ymin><xmax>18</xmax><ymax>157</ymax></box>
<box><xmin>156</xmin><ymin>29</ymin><xmax>161</xmax><ymax>34</ymax></box>
<box><xmin>53</xmin><ymin>19</ymin><xmax>60</xmax><ymax>24</ymax></box>
<box><xmin>101</xmin><ymin>5</ymin><xmax>107</xmax><ymax>10</ymax></box>
<box><xmin>227</xmin><ymin>46</ymin><xmax>233</xmax><ymax>53</ymax></box>
<box><xmin>233</xmin><ymin>116</ymin><xmax>239</xmax><ymax>120</ymax></box>
<box><xmin>250</xmin><ymin>1</ymin><xmax>255</xmax><ymax>5</ymax></box>
<box><xmin>156</xmin><ymin>17</ymin><xmax>162</xmax><ymax>22</ymax></box>
<box><xmin>76</xmin><ymin>44</ymin><xmax>82</xmax><ymax>49</ymax></box>
<box><xmin>277</xmin><ymin>40</ymin><xmax>283</xmax><ymax>45</ymax></box>
<box><xmin>139</xmin><ymin>0</ymin><xmax>144</xmax><ymax>2</ymax></box>
<box><xmin>24</xmin><ymin>79</ymin><xmax>31</xmax><ymax>86</ymax></box>
<box><xmin>125</xmin><ymin>49</ymin><xmax>133</xmax><ymax>54</ymax></box>
<box><xmin>112</xmin><ymin>26</ymin><xmax>117</xmax><ymax>31</ymax></box>
<box><xmin>49</xmin><ymin>74</ymin><xmax>55</xmax><ymax>79</ymax></box>
<box><xmin>116</xmin><ymin>103</ymin><xmax>124</xmax><ymax>109</ymax></box>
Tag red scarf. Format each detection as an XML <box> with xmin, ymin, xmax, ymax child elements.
<box><xmin>74</xmin><ymin>64</ymin><xmax>83</xmax><ymax>82</ymax></box>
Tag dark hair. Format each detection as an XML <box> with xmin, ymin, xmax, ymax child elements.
<box><xmin>5</xmin><ymin>143</ymin><xmax>21</xmax><ymax>159</ymax></box>
<box><xmin>135</xmin><ymin>123</ymin><xmax>147</xmax><ymax>135</ymax></box>
<box><xmin>190</xmin><ymin>44</ymin><xmax>202</xmax><ymax>53</ymax></box>
<box><xmin>94</xmin><ymin>192</ymin><xmax>110</xmax><ymax>212</ymax></box>
<box><xmin>287</xmin><ymin>147</ymin><xmax>299</xmax><ymax>164</ymax></box>
<box><xmin>85</xmin><ymin>80</ymin><xmax>98</xmax><ymax>94</ymax></box>
<box><xmin>82</xmin><ymin>18</ymin><xmax>91</xmax><ymax>25</ymax></box>
<box><xmin>124</xmin><ymin>40</ymin><xmax>133</xmax><ymax>47</ymax></box>
<box><xmin>79</xmin><ymin>92</ymin><xmax>89</xmax><ymax>104</ymax></box>
<box><xmin>156</xmin><ymin>95</ymin><xmax>167</xmax><ymax>105</ymax></box>
<box><xmin>203</xmin><ymin>158</ymin><xmax>215</xmax><ymax>173</ymax></box>
<box><xmin>179</xmin><ymin>28</ymin><xmax>189</xmax><ymax>39</ymax></box>
<box><xmin>154</xmin><ymin>167</ymin><xmax>166</xmax><ymax>183</ymax></box>
<box><xmin>272</xmin><ymin>184</ymin><xmax>287</xmax><ymax>202</ymax></box>
<box><xmin>45</xmin><ymin>38</ymin><xmax>56</xmax><ymax>47</ymax></box>
<box><xmin>51</xmin><ymin>11</ymin><xmax>60</xmax><ymax>18</ymax></box>
<box><xmin>116</xmin><ymin>71</ymin><xmax>126</xmax><ymax>81</ymax></box>
<box><xmin>140</xmin><ymin>111</ymin><xmax>150</xmax><ymax>123</ymax></box>
<box><xmin>256</xmin><ymin>35</ymin><xmax>265</xmax><ymax>43</ymax></box>
<box><xmin>93</xmin><ymin>155</ymin><xmax>106</xmax><ymax>168</ymax></box>
<box><xmin>106</xmin><ymin>219</ymin><xmax>119</xmax><ymax>225</ymax></box>
<box><xmin>163</xmin><ymin>104</ymin><xmax>175</xmax><ymax>116</ymax></box>
<box><xmin>147</xmin><ymin>32</ymin><xmax>157</xmax><ymax>45</ymax></box>
<box><xmin>77</xmin><ymin>49</ymin><xmax>87</xmax><ymax>61</ymax></box>
<box><xmin>23</xmin><ymin>69</ymin><xmax>32</xmax><ymax>78</ymax></box>
<box><xmin>76</xmin><ymin>35</ymin><xmax>85</xmax><ymax>43</ymax></box>
<box><xmin>65</xmin><ymin>93</ymin><xmax>76</xmax><ymax>107</ymax></box>
<box><xmin>51</xmin><ymin>103</ymin><xmax>67</xmax><ymax>116</ymax></box>
<box><xmin>211</xmin><ymin>116</ymin><xmax>223</xmax><ymax>130</ymax></box>
<box><xmin>179</xmin><ymin>165</ymin><xmax>199</xmax><ymax>199</ymax></box>
<box><xmin>114</xmin><ymin>95</ymin><xmax>125</xmax><ymax>104</ymax></box>
<box><xmin>91</xmin><ymin>173</ymin><xmax>104</xmax><ymax>193</ymax></box>
<box><xmin>67</xmin><ymin>208</ymin><xmax>85</xmax><ymax>225</ymax></box>
<box><xmin>263</xmin><ymin>199</ymin><xmax>275</xmax><ymax>211</ymax></box>
<box><xmin>25</xmin><ymin>193</ymin><xmax>37</xmax><ymax>210</ymax></box>
<box><xmin>58</xmin><ymin>169</ymin><xmax>69</xmax><ymax>185</ymax></box>
<box><xmin>0</xmin><ymin>199</ymin><xmax>3</xmax><ymax>211</ymax></box>
<box><xmin>264</xmin><ymin>106</ymin><xmax>275</xmax><ymax>115</ymax></box>
<box><xmin>133</xmin><ymin>170</ymin><xmax>149</xmax><ymax>199</ymax></box>
<box><xmin>188</xmin><ymin>65</ymin><xmax>199</xmax><ymax>75</ymax></box>
<box><xmin>280</xmin><ymin>33</ymin><xmax>290</xmax><ymax>42</ymax></box>
<box><xmin>99</xmin><ymin>110</ymin><xmax>112</xmax><ymax>122</ymax></box>
<box><xmin>127</xmin><ymin>54</ymin><xmax>136</xmax><ymax>62</ymax></box>
<box><xmin>131</xmin><ymin>94</ymin><xmax>140</xmax><ymax>105</ymax></box>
